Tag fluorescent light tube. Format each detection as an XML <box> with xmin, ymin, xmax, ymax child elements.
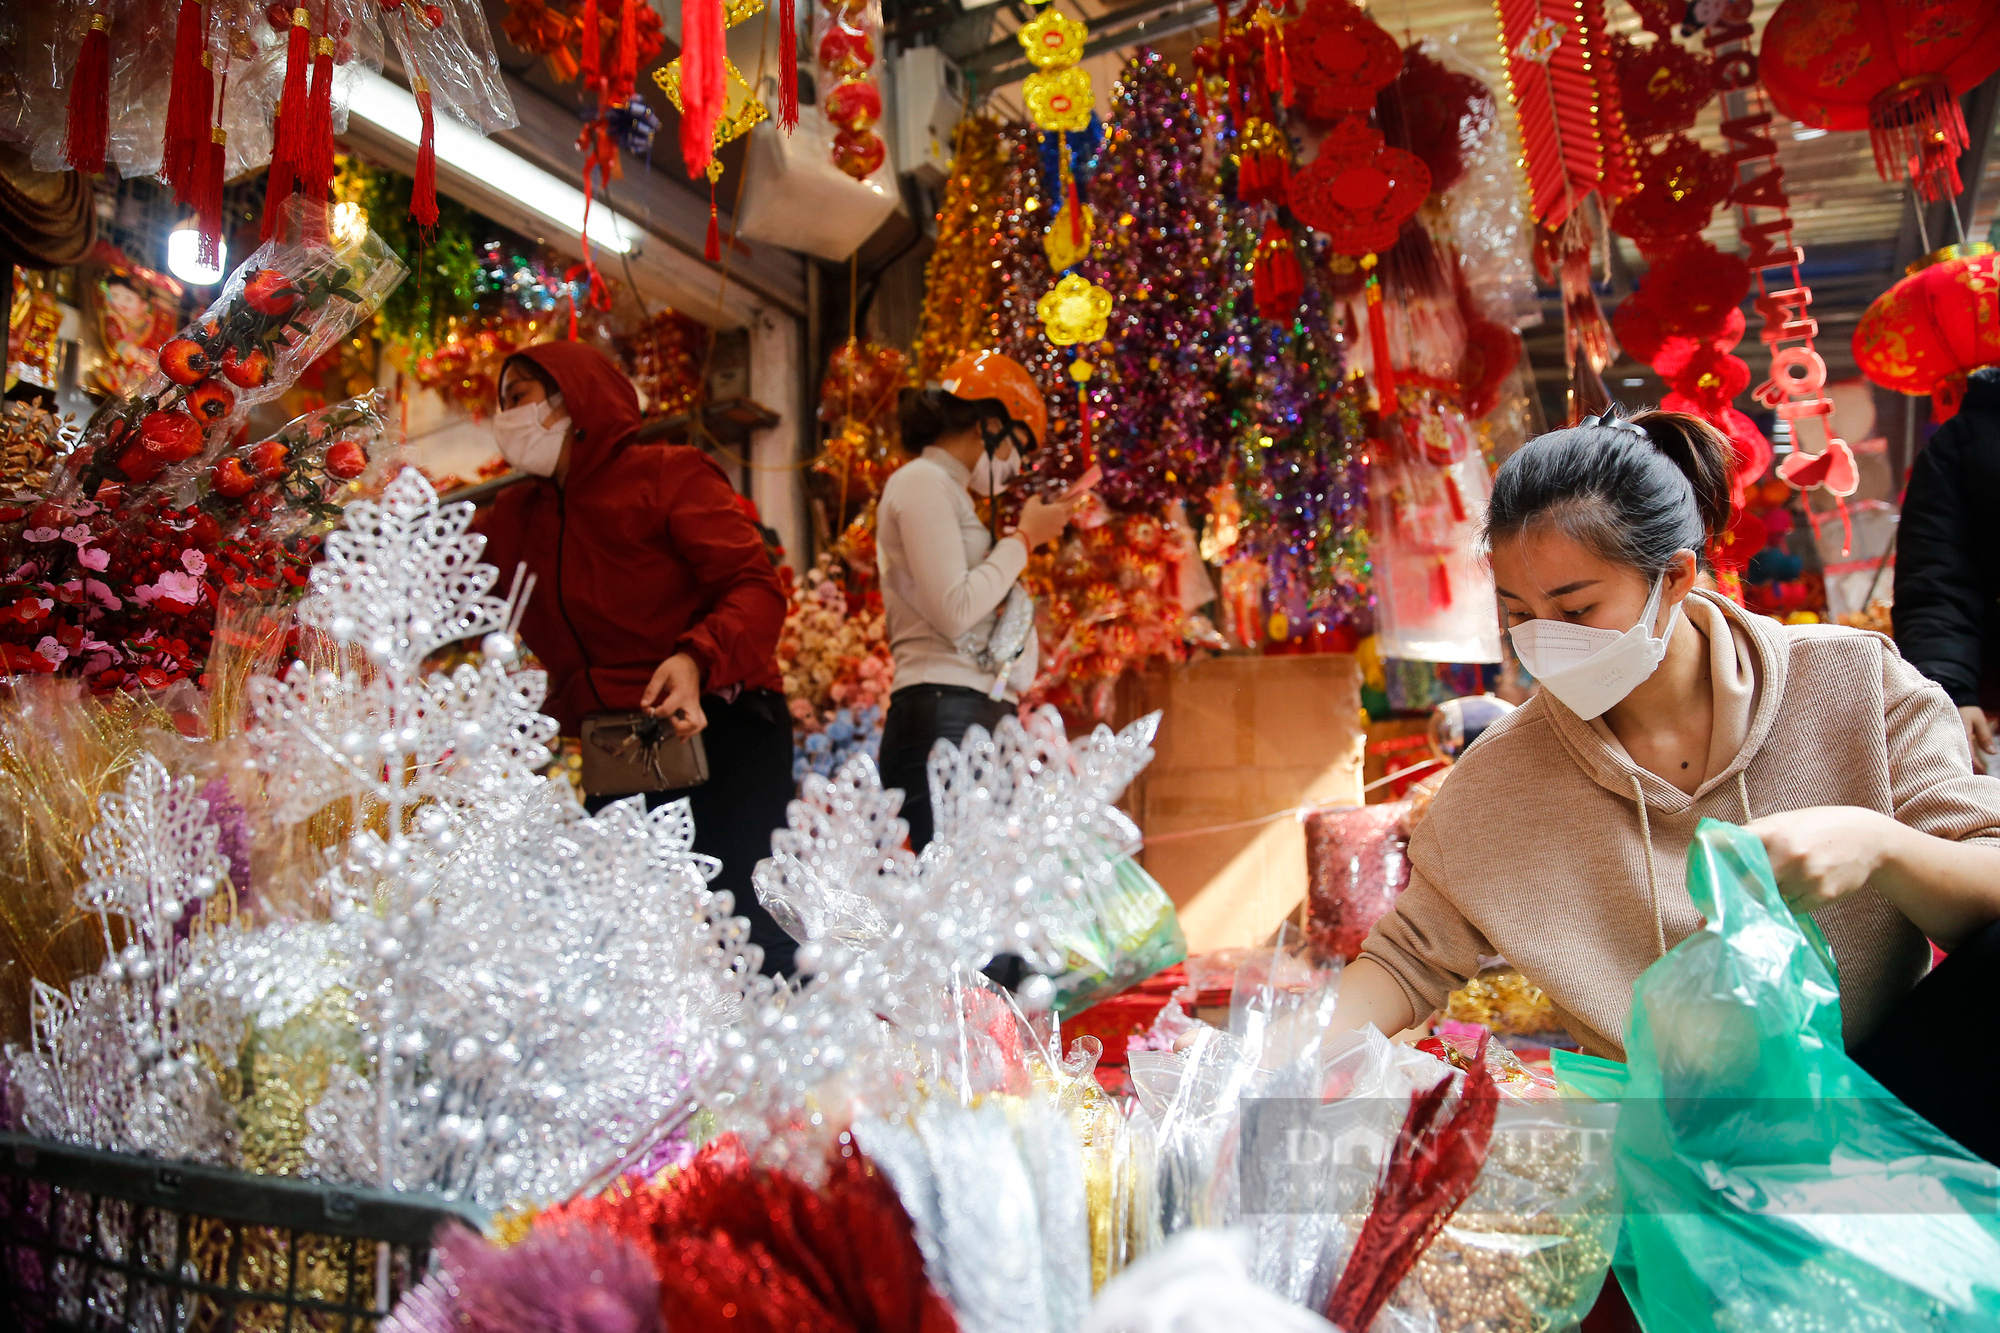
<box><xmin>344</xmin><ymin>70</ymin><xmax>635</xmax><ymax>255</ymax></box>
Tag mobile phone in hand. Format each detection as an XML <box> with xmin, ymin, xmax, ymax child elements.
<box><xmin>1062</xmin><ymin>464</ymin><xmax>1103</xmax><ymax>501</ymax></box>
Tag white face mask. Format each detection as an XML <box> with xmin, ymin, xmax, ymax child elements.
<box><xmin>491</xmin><ymin>393</ymin><xmax>568</xmax><ymax>477</ymax></box>
<box><xmin>1508</xmin><ymin>574</ymin><xmax>1680</xmax><ymax>721</ymax></box>
<box><xmin>968</xmin><ymin>445</ymin><xmax>1020</xmax><ymax>497</ymax></box>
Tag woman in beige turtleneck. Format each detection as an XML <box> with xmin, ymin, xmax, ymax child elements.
<box><xmin>1337</xmin><ymin>408</ymin><xmax>2000</xmax><ymax>1162</ymax></box>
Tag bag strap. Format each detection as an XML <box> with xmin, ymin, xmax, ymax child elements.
<box><xmin>554</xmin><ymin>489</ymin><xmax>614</xmax><ymax>714</ymax></box>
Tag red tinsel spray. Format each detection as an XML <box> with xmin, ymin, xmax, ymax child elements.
<box><xmin>412</xmin><ymin>77</ymin><xmax>439</xmax><ymax>230</ymax></box>
<box><xmin>678</xmin><ymin>0</ymin><xmax>727</xmax><ymax>177</ymax></box>
<box><xmin>1325</xmin><ymin>1032</ymin><xmax>1499</xmax><ymax>1332</ymax></box>
<box><xmin>778</xmin><ymin>0</ymin><xmax>799</xmax><ymax>131</ymax></box>
<box><xmin>64</xmin><ymin>14</ymin><xmax>112</xmax><ymax>176</ymax></box>
<box><xmin>164</xmin><ymin>1</ymin><xmax>211</xmax><ymax>201</ymax></box>
<box><xmin>274</xmin><ymin>6</ymin><xmax>312</xmax><ymax>168</ymax></box>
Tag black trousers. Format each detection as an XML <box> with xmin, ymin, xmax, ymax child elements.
<box><xmin>876</xmin><ymin>683</ymin><xmax>1015</xmax><ymax>853</ymax></box>
<box><xmin>1851</xmin><ymin>917</ymin><xmax>2000</xmax><ymax>1166</ymax></box>
<box><xmin>583</xmin><ymin>689</ymin><xmax>797</xmax><ymax>978</ymax></box>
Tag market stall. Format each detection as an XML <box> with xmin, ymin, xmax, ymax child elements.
<box><xmin>4</xmin><ymin>0</ymin><xmax>2000</xmax><ymax>1329</ymax></box>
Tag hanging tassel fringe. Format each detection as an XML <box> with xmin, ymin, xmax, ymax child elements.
<box><xmin>580</xmin><ymin>0</ymin><xmax>601</xmax><ymax>92</ymax></box>
<box><xmin>1364</xmin><ymin>262</ymin><xmax>1398</xmax><ymax>410</ymax></box>
<box><xmin>1869</xmin><ymin>75</ymin><xmax>1969</xmax><ymax>203</ymax></box>
<box><xmin>704</xmin><ymin>180</ymin><xmax>722</xmax><ymax>262</ymax></box>
<box><xmin>64</xmin><ymin>15</ymin><xmax>112</xmax><ymax>176</ymax></box>
<box><xmin>612</xmin><ymin>0</ymin><xmax>638</xmax><ymax>101</ymax></box>
<box><xmin>1059</xmin><ymin>132</ymin><xmax>1083</xmax><ymax>247</ymax></box>
<box><xmin>261</xmin><ymin>102</ymin><xmax>295</xmax><ymax>241</ymax></box>
<box><xmin>779</xmin><ymin>0</ymin><xmax>799</xmax><ymax>132</ymax></box>
<box><xmin>164</xmin><ymin>2</ymin><xmax>210</xmax><ymax>200</ymax></box>
<box><xmin>301</xmin><ymin>33</ymin><xmax>337</xmax><ymax>200</ymax></box>
<box><xmin>193</xmin><ymin>127</ymin><xmax>227</xmax><ymax>268</ymax></box>
<box><xmin>679</xmin><ymin>0</ymin><xmax>727</xmax><ymax>177</ymax></box>
<box><xmin>412</xmin><ymin>78</ymin><xmax>439</xmax><ymax>231</ymax></box>
<box><xmin>275</xmin><ymin>7</ymin><xmax>312</xmax><ymax>167</ymax></box>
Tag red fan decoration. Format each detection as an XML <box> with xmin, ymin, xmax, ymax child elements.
<box><xmin>1608</xmin><ymin>32</ymin><xmax>1714</xmax><ymax>141</ymax></box>
<box><xmin>1495</xmin><ymin>0</ymin><xmax>1618</xmax><ymax>227</ymax></box>
<box><xmin>1288</xmin><ymin>118</ymin><xmax>1430</xmax><ymax>256</ymax></box>
<box><xmin>1288</xmin><ymin>0</ymin><xmax>1403</xmax><ymax>124</ymax></box>
<box><xmin>1377</xmin><ymin>43</ymin><xmax>1495</xmax><ymax>197</ymax></box>
<box><xmin>1611</xmin><ymin>133</ymin><xmax>1733</xmax><ymax>248</ymax></box>
<box><xmin>1325</xmin><ymin>1031</ymin><xmax>1500</xmax><ymax>1332</ymax></box>
<box><xmin>1760</xmin><ymin>0</ymin><xmax>2000</xmax><ymax>202</ymax></box>
<box><xmin>544</xmin><ymin>1138</ymin><xmax>960</xmax><ymax>1333</ymax></box>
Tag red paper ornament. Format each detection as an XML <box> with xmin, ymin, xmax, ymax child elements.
<box><xmin>1853</xmin><ymin>242</ymin><xmax>2000</xmax><ymax>421</ymax></box>
<box><xmin>1288</xmin><ymin>0</ymin><xmax>1403</xmax><ymax>123</ymax></box>
<box><xmin>1611</xmin><ymin>133</ymin><xmax>1733</xmax><ymax>248</ymax></box>
<box><xmin>1761</xmin><ymin>0</ymin><xmax>2000</xmax><ymax>202</ymax></box>
<box><xmin>1288</xmin><ymin>118</ymin><xmax>1431</xmax><ymax>256</ymax></box>
<box><xmin>833</xmin><ymin>127</ymin><xmax>887</xmax><ymax>179</ymax></box>
<box><xmin>824</xmin><ymin>78</ymin><xmax>883</xmax><ymax>132</ymax></box>
<box><xmin>1668</xmin><ymin>346</ymin><xmax>1751</xmax><ymax>414</ymax></box>
<box><xmin>1640</xmin><ymin>241</ymin><xmax>1751</xmax><ymax>340</ymax></box>
<box><xmin>1377</xmin><ymin>44</ymin><xmax>1495</xmax><ymax>197</ymax></box>
<box><xmin>1608</xmin><ymin>32</ymin><xmax>1715</xmax><ymax>142</ymax></box>
<box><xmin>1458</xmin><ymin>318</ymin><xmax>1520</xmax><ymax>418</ymax></box>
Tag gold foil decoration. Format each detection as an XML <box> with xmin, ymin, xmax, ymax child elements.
<box><xmin>1043</xmin><ymin>204</ymin><xmax>1095</xmax><ymax>272</ymax></box>
<box><xmin>1025</xmin><ymin>67</ymin><xmax>1095</xmax><ymax>133</ymax></box>
<box><xmin>654</xmin><ymin>58</ymin><xmax>770</xmax><ymax>163</ymax></box>
<box><xmin>1037</xmin><ymin>273</ymin><xmax>1114</xmax><ymax>346</ymax></box>
<box><xmin>1017</xmin><ymin>7</ymin><xmax>1088</xmax><ymax>69</ymax></box>
<box><xmin>1445</xmin><ymin>966</ymin><xmax>1559</xmax><ymax>1036</ymax></box>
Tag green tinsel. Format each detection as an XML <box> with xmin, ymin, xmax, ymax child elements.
<box><xmin>342</xmin><ymin>159</ymin><xmax>499</xmax><ymax>355</ymax></box>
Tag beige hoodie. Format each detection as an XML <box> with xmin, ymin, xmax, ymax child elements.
<box><xmin>1360</xmin><ymin>590</ymin><xmax>2000</xmax><ymax>1060</ymax></box>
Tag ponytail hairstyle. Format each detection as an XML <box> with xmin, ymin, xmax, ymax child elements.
<box><xmin>1483</xmin><ymin>406</ymin><xmax>1736</xmax><ymax>576</ymax></box>
<box><xmin>897</xmin><ymin>386</ymin><xmax>1016</xmax><ymax>455</ymax></box>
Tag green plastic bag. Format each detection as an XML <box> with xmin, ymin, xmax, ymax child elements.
<box><xmin>1046</xmin><ymin>852</ymin><xmax>1186</xmax><ymax>1019</ymax></box>
<box><xmin>1554</xmin><ymin>819</ymin><xmax>2000</xmax><ymax>1331</ymax></box>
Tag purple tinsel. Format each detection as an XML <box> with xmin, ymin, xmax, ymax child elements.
<box><xmin>198</xmin><ymin>777</ymin><xmax>255</xmax><ymax>907</ymax></box>
<box><xmin>384</xmin><ymin>1222</ymin><xmax>661</xmax><ymax>1333</ymax></box>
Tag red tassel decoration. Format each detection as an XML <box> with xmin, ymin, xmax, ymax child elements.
<box><xmin>1076</xmin><ymin>383</ymin><xmax>1094</xmax><ymax>464</ymax></box>
<box><xmin>678</xmin><ymin>0</ymin><xmax>727</xmax><ymax>177</ymax></box>
<box><xmin>611</xmin><ymin>0</ymin><xmax>638</xmax><ymax>102</ymax></box>
<box><xmin>274</xmin><ymin>7</ymin><xmax>312</xmax><ymax>167</ymax></box>
<box><xmin>411</xmin><ymin>77</ymin><xmax>439</xmax><ymax>231</ymax></box>
<box><xmin>164</xmin><ymin>2</ymin><xmax>210</xmax><ymax>200</ymax></box>
<box><xmin>64</xmin><ymin>14</ymin><xmax>112</xmax><ymax>176</ymax></box>
<box><xmin>261</xmin><ymin>101</ymin><xmax>295</xmax><ymax>240</ymax></box>
<box><xmin>300</xmin><ymin>31</ymin><xmax>337</xmax><ymax>200</ymax></box>
<box><xmin>704</xmin><ymin>181</ymin><xmax>722</xmax><ymax>262</ymax></box>
<box><xmin>193</xmin><ymin>127</ymin><xmax>227</xmax><ymax>268</ymax></box>
<box><xmin>1364</xmin><ymin>259</ymin><xmax>1399</xmax><ymax>409</ymax></box>
<box><xmin>778</xmin><ymin>0</ymin><xmax>799</xmax><ymax>132</ymax></box>
<box><xmin>579</xmin><ymin>0</ymin><xmax>601</xmax><ymax>92</ymax></box>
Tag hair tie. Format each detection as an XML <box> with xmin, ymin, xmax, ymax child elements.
<box><xmin>1582</xmin><ymin>412</ymin><xmax>1649</xmax><ymax>440</ymax></box>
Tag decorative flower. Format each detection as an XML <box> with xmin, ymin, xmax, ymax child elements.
<box><xmin>77</xmin><ymin>546</ymin><xmax>110</xmax><ymax>572</ymax></box>
<box><xmin>1037</xmin><ymin>273</ymin><xmax>1114</xmax><ymax>346</ymax></box>
<box><xmin>1017</xmin><ymin>7</ymin><xmax>1087</xmax><ymax>70</ymax></box>
<box><xmin>1025</xmin><ymin>67</ymin><xmax>1095</xmax><ymax>132</ymax></box>
<box><xmin>132</xmin><ymin>570</ymin><xmax>203</xmax><ymax>611</ymax></box>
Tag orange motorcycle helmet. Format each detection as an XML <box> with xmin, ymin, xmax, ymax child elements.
<box><xmin>936</xmin><ymin>349</ymin><xmax>1049</xmax><ymax>450</ymax></box>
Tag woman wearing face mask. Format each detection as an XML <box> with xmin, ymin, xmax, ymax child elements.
<box><xmin>1334</xmin><ymin>408</ymin><xmax>2000</xmax><ymax>1154</ymax></box>
<box><xmin>875</xmin><ymin>350</ymin><xmax>1078</xmax><ymax>852</ymax></box>
<box><xmin>477</xmin><ymin>343</ymin><xmax>800</xmax><ymax>976</ymax></box>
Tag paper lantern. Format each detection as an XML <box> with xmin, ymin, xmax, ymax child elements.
<box><xmin>1761</xmin><ymin>0</ymin><xmax>2000</xmax><ymax>201</ymax></box>
<box><xmin>1853</xmin><ymin>242</ymin><xmax>2000</xmax><ymax>420</ymax></box>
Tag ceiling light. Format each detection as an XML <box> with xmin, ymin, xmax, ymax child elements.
<box><xmin>166</xmin><ymin>225</ymin><xmax>226</xmax><ymax>286</ymax></box>
<box><xmin>344</xmin><ymin>70</ymin><xmax>635</xmax><ymax>255</ymax></box>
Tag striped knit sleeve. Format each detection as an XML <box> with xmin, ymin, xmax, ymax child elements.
<box><xmin>1881</xmin><ymin>637</ymin><xmax>2000</xmax><ymax>846</ymax></box>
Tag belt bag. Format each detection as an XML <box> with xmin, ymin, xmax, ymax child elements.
<box><xmin>579</xmin><ymin>711</ymin><xmax>709</xmax><ymax>796</ymax></box>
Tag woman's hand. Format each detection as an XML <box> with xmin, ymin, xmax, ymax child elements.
<box><xmin>1960</xmin><ymin>705</ymin><xmax>1994</xmax><ymax>775</ymax></box>
<box><xmin>641</xmin><ymin>652</ymin><xmax>708</xmax><ymax>737</ymax></box>
<box><xmin>1745</xmin><ymin>805</ymin><xmax>1898</xmax><ymax>912</ymax></box>
<box><xmin>1013</xmin><ymin>493</ymin><xmax>1074</xmax><ymax>550</ymax></box>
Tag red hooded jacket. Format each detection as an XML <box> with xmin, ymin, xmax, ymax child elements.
<box><xmin>476</xmin><ymin>342</ymin><xmax>785</xmax><ymax>735</ymax></box>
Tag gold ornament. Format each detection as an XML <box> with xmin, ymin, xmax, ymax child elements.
<box><xmin>1025</xmin><ymin>67</ymin><xmax>1095</xmax><ymax>133</ymax></box>
<box><xmin>725</xmin><ymin>0</ymin><xmax>765</xmax><ymax>22</ymax></box>
<box><xmin>1037</xmin><ymin>273</ymin><xmax>1113</xmax><ymax>346</ymax></box>
<box><xmin>1043</xmin><ymin>203</ymin><xmax>1095</xmax><ymax>271</ymax></box>
<box><xmin>1068</xmin><ymin>358</ymin><xmax>1095</xmax><ymax>383</ymax></box>
<box><xmin>655</xmin><ymin>57</ymin><xmax>770</xmax><ymax>163</ymax></box>
<box><xmin>1018</xmin><ymin>8</ymin><xmax>1088</xmax><ymax>69</ymax></box>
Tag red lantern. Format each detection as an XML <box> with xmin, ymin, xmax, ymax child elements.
<box><xmin>1853</xmin><ymin>242</ymin><xmax>2000</xmax><ymax>421</ymax></box>
<box><xmin>1761</xmin><ymin>0</ymin><xmax>2000</xmax><ymax>202</ymax></box>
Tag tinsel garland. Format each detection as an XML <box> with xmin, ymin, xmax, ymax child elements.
<box><xmin>909</xmin><ymin>116</ymin><xmax>1012</xmax><ymax>387</ymax></box>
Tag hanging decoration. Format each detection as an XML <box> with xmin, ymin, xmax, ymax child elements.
<box><xmin>621</xmin><ymin>308</ymin><xmax>709</xmax><ymax>422</ymax></box>
<box><xmin>1376</xmin><ymin>44</ymin><xmax>1496</xmax><ymax>198</ymax></box>
<box><xmin>1494</xmin><ymin>0</ymin><xmax>1627</xmax><ymax>228</ymax></box>
<box><xmin>1287</xmin><ymin>119</ymin><xmax>1431</xmax><ymax>256</ymax></box>
<box><xmin>813</xmin><ymin>0</ymin><xmax>887</xmax><ymax>180</ymax></box>
<box><xmin>1759</xmin><ymin>0</ymin><xmax>2000</xmax><ymax>204</ymax></box>
<box><xmin>656</xmin><ymin>0</ymin><xmax>770</xmax><ymax>260</ymax></box>
<box><xmin>1854</xmin><ymin>242</ymin><xmax>2000</xmax><ymax>422</ymax></box>
<box><xmin>1287</xmin><ymin>0</ymin><xmax>1403</xmax><ymax>124</ymax></box>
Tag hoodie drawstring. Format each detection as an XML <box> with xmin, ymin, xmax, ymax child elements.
<box><xmin>1632</xmin><ymin>776</ymin><xmax>1668</xmax><ymax>959</ymax></box>
<box><xmin>1737</xmin><ymin>771</ymin><xmax>1753</xmax><ymax>823</ymax></box>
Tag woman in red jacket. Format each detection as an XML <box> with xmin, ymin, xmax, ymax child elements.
<box><xmin>478</xmin><ymin>342</ymin><xmax>797</xmax><ymax>975</ymax></box>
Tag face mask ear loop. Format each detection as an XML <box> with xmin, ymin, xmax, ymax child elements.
<box><xmin>978</xmin><ymin>412</ymin><xmax>1009</xmax><ymax>545</ymax></box>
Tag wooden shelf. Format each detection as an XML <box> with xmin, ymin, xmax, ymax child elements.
<box><xmin>633</xmin><ymin>397</ymin><xmax>781</xmax><ymax>447</ymax></box>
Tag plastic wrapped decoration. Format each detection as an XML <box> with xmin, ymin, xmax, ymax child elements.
<box><xmin>1556</xmin><ymin>820</ymin><xmax>2000</xmax><ymax>1332</ymax></box>
<box><xmin>1435</xmin><ymin>37</ymin><xmax>1540</xmax><ymax>332</ymax></box>
<box><xmin>1368</xmin><ymin>401</ymin><xmax>1502</xmax><ymax>663</ymax></box>
<box><xmin>200</xmin><ymin>391</ymin><xmax>400</xmax><ymax>545</ymax></box>
<box><xmin>1303</xmin><ymin>801</ymin><xmax>1411</xmax><ymax>961</ymax></box>
<box><xmin>816</xmin><ymin>0</ymin><xmax>886</xmax><ymax>181</ymax></box>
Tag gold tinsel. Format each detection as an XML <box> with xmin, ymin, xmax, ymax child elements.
<box><xmin>1445</xmin><ymin>966</ymin><xmax>1560</xmax><ymax>1037</ymax></box>
<box><xmin>910</xmin><ymin>116</ymin><xmax>1012</xmax><ymax>386</ymax></box>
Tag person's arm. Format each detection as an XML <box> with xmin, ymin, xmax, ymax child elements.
<box><xmin>1328</xmin><ymin>957</ymin><xmax>1419</xmax><ymax>1038</ymax></box>
<box><xmin>888</xmin><ymin>467</ymin><xmax>1029</xmax><ymax>641</ymax></box>
<box><xmin>652</xmin><ymin>451</ymin><xmax>787</xmax><ymax>697</ymax></box>
<box><xmin>1892</xmin><ymin>431</ymin><xmax>1983</xmax><ymax>710</ymax></box>
<box><xmin>1340</xmin><ymin>825</ymin><xmax>1489</xmax><ymax>1035</ymax></box>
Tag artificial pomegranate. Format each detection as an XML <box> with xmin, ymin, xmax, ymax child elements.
<box><xmin>220</xmin><ymin>346</ymin><xmax>272</xmax><ymax>388</ymax></box>
<box><xmin>116</xmin><ymin>446</ymin><xmax>167</xmax><ymax>485</ymax></box>
<box><xmin>241</xmin><ymin>269</ymin><xmax>299</xmax><ymax>318</ymax></box>
<box><xmin>138</xmin><ymin>410</ymin><xmax>205</xmax><ymax>462</ymax></box>
<box><xmin>187</xmin><ymin>379</ymin><xmax>236</xmax><ymax>424</ymax></box>
<box><xmin>211</xmin><ymin>458</ymin><xmax>257</xmax><ymax>499</ymax></box>
<box><xmin>323</xmin><ymin>439</ymin><xmax>368</xmax><ymax>480</ymax></box>
<box><xmin>158</xmin><ymin>338</ymin><xmax>212</xmax><ymax>386</ymax></box>
<box><xmin>248</xmin><ymin>440</ymin><xmax>290</xmax><ymax>479</ymax></box>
